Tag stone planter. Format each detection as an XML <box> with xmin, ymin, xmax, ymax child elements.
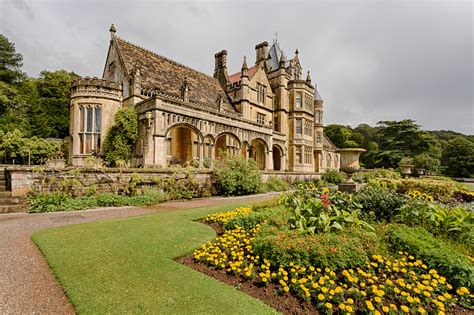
<box><xmin>336</xmin><ymin>148</ymin><xmax>366</xmax><ymax>192</ymax></box>
<box><xmin>400</xmin><ymin>165</ymin><xmax>413</xmax><ymax>179</ymax></box>
<box><xmin>416</xmin><ymin>168</ymin><xmax>425</xmax><ymax>176</ymax></box>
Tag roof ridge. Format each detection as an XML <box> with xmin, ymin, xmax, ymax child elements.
<box><xmin>115</xmin><ymin>36</ymin><xmax>219</xmax><ymax>82</ymax></box>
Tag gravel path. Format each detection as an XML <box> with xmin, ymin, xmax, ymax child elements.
<box><xmin>0</xmin><ymin>192</ymin><xmax>279</xmax><ymax>314</ymax></box>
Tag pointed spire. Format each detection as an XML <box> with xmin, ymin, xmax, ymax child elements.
<box><xmin>241</xmin><ymin>55</ymin><xmax>249</xmax><ymax>78</ymax></box>
<box><xmin>242</xmin><ymin>55</ymin><xmax>248</xmax><ymax>70</ymax></box>
<box><xmin>295</xmin><ymin>48</ymin><xmax>299</xmax><ymax>55</ymax></box>
<box><xmin>306</xmin><ymin>71</ymin><xmax>312</xmax><ymax>84</ymax></box>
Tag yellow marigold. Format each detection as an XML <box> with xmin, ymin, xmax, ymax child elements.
<box><xmin>366</xmin><ymin>300</ymin><xmax>375</xmax><ymax>311</ymax></box>
<box><xmin>346</xmin><ymin>298</ymin><xmax>354</xmax><ymax>305</ymax></box>
<box><xmin>318</xmin><ymin>294</ymin><xmax>325</xmax><ymax>301</ymax></box>
<box><xmin>400</xmin><ymin>305</ymin><xmax>410</xmax><ymax>313</ymax></box>
<box><xmin>346</xmin><ymin>305</ymin><xmax>353</xmax><ymax>312</ymax></box>
<box><xmin>382</xmin><ymin>306</ymin><xmax>389</xmax><ymax>313</ymax></box>
<box><xmin>325</xmin><ymin>302</ymin><xmax>333</xmax><ymax>309</ymax></box>
<box><xmin>338</xmin><ymin>303</ymin><xmax>346</xmax><ymax>310</ymax></box>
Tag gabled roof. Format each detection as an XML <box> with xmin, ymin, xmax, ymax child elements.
<box><xmin>228</xmin><ymin>65</ymin><xmax>259</xmax><ymax>83</ymax></box>
<box><xmin>114</xmin><ymin>36</ymin><xmax>234</xmax><ymax>112</ymax></box>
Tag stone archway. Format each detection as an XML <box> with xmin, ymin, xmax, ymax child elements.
<box><xmin>272</xmin><ymin>145</ymin><xmax>283</xmax><ymax>171</ymax></box>
<box><xmin>166</xmin><ymin>124</ymin><xmax>201</xmax><ymax>166</ymax></box>
<box><xmin>215</xmin><ymin>133</ymin><xmax>240</xmax><ymax>160</ymax></box>
<box><xmin>250</xmin><ymin>139</ymin><xmax>266</xmax><ymax>170</ymax></box>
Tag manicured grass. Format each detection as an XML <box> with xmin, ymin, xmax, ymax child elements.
<box><xmin>32</xmin><ymin>203</ymin><xmax>278</xmax><ymax>314</ymax></box>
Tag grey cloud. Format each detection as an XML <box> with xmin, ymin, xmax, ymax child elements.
<box><xmin>0</xmin><ymin>0</ymin><xmax>472</xmax><ymax>134</ymax></box>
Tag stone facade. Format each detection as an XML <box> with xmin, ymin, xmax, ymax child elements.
<box><xmin>69</xmin><ymin>25</ymin><xmax>340</xmax><ymax>172</ymax></box>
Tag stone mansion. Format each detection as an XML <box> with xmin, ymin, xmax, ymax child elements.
<box><xmin>68</xmin><ymin>25</ymin><xmax>340</xmax><ymax>172</ymax></box>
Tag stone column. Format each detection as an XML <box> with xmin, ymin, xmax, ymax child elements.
<box><xmin>154</xmin><ymin>136</ymin><xmax>167</xmax><ymax>167</ymax></box>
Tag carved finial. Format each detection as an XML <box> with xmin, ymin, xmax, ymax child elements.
<box><xmin>242</xmin><ymin>55</ymin><xmax>248</xmax><ymax>70</ymax></box>
<box><xmin>110</xmin><ymin>23</ymin><xmax>116</xmax><ymax>33</ymax></box>
<box><xmin>181</xmin><ymin>77</ymin><xmax>190</xmax><ymax>102</ymax></box>
<box><xmin>295</xmin><ymin>48</ymin><xmax>299</xmax><ymax>55</ymax></box>
<box><xmin>306</xmin><ymin>71</ymin><xmax>312</xmax><ymax>84</ymax></box>
<box><xmin>279</xmin><ymin>52</ymin><xmax>286</xmax><ymax>69</ymax></box>
<box><xmin>216</xmin><ymin>94</ymin><xmax>224</xmax><ymax>111</ymax></box>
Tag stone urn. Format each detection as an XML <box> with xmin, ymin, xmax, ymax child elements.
<box><xmin>400</xmin><ymin>165</ymin><xmax>413</xmax><ymax>179</ymax></box>
<box><xmin>416</xmin><ymin>168</ymin><xmax>425</xmax><ymax>176</ymax></box>
<box><xmin>336</xmin><ymin>148</ymin><xmax>366</xmax><ymax>192</ymax></box>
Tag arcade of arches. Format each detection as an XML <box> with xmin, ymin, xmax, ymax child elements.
<box><xmin>165</xmin><ymin>125</ymin><xmax>272</xmax><ymax>170</ymax></box>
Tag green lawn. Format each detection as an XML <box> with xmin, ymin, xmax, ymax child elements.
<box><xmin>32</xmin><ymin>203</ymin><xmax>278</xmax><ymax>315</ymax></box>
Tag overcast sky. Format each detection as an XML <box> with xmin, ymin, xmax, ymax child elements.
<box><xmin>1</xmin><ymin>0</ymin><xmax>472</xmax><ymax>134</ymax></box>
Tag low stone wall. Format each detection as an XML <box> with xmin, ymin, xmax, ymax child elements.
<box><xmin>5</xmin><ymin>166</ymin><xmax>321</xmax><ymax>197</ymax></box>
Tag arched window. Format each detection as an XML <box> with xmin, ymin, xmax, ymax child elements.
<box><xmin>326</xmin><ymin>153</ymin><xmax>332</xmax><ymax>168</ymax></box>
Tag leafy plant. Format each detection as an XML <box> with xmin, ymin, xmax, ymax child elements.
<box><xmin>321</xmin><ymin>169</ymin><xmax>345</xmax><ymax>185</ymax></box>
<box><xmin>260</xmin><ymin>176</ymin><xmax>289</xmax><ymax>192</ymax></box>
<box><xmin>212</xmin><ymin>155</ymin><xmax>261</xmax><ymax>196</ymax></box>
<box><xmin>281</xmin><ymin>188</ymin><xmax>373</xmax><ymax>234</ymax></box>
<box><xmin>354</xmin><ymin>186</ymin><xmax>408</xmax><ymax>221</ymax></box>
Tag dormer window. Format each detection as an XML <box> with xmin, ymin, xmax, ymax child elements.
<box><xmin>257</xmin><ymin>83</ymin><xmax>265</xmax><ymax>104</ymax></box>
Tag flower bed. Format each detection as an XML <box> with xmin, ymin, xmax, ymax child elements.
<box><xmin>186</xmin><ymin>206</ymin><xmax>473</xmax><ymax>314</ymax></box>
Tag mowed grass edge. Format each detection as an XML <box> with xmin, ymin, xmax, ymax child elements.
<box><xmin>32</xmin><ymin>203</ymin><xmax>279</xmax><ymax>315</ymax></box>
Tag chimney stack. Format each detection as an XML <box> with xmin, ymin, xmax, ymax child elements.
<box><xmin>255</xmin><ymin>41</ymin><xmax>268</xmax><ymax>66</ymax></box>
<box><xmin>213</xmin><ymin>50</ymin><xmax>228</xmax><ymax>88</ymax></box>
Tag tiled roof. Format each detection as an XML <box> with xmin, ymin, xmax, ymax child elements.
<box><xmin>267</xmin><ymin>40</ymin><xmax>291</xmax><ymax>71</ymax></box>
<box><xmin>114</xmin><ymin>36</ymin><xmax>234</xmax><ymax>112</ymax></box>
<box><xmin>228</xmin><ymin>65</ymin><xmax>259</xmax><ymax>83</ymax></box>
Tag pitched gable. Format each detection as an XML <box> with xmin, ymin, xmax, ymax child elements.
<box><xmin>114</xmin><ymin>37</ymin><xmax>234</xmax><ymax>112</ymax></box>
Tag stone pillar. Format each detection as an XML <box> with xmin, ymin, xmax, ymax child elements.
<box><xmin>154</xmin><ymin>136</ymin><xmax>167</xmax><ymax>167</ymax></box>
<box><xmin>198</xmin><ymin>143</ymin><xmax>204</xmax><ymax>167</ymax></box>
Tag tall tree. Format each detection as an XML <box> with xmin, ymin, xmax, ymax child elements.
<box><xmin>29</xmin><ymin>70</ymin><xmax>79</xmax><ymax>138</ymax></box>
<box><xmin>0</xmin><ymin>34</ymin><xmax>25</xmax><ymax>84</ymax></box>
<box><xmin>443</xmin><ymin>137</ymin><xmax>474</xmax><ymax>178</ymax></box>
<box><xmin>374</xmin><ymin>120</ymin><xmax>441</xmax><ymax>168</ymax></box>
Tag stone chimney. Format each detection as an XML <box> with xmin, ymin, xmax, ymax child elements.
<box><xmin>255</xmin><ymin>41</ymin><xmax>269</xmax><ymax>66</ymax></box>
<box><xmin>213</xmin><ymin>50</ymin><xmax>228</xmax><ymax>88</ymax></box>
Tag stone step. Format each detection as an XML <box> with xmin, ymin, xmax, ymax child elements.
<box><xmin>0</xmin><ymin>185</ymin><xmax>6</xmax><ymax>192</ymax></box>
<box><xmin>0</xmin><ymin>197</ymin><xmax>28</xmax><ymax>205</ymax></box>
<box><xmin>0</xmin><ymin>204</ymin><xmax>28</xmax><ymax>213</ymax></box>
<box><xmin>0</xmin><ymin>191</ymin><xmax>11</xmax><ymax>198</ymax></box>
<box><xmin>0</xmin><ymin>174</ymin><xmax>5</xmax><ymax>180</ymax></box>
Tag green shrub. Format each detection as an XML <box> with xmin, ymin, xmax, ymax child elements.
<box><xmin>386</xmin><ymin>225</ymin><xmax>474</xmax><ymax>289</ymax></box>
<box><xmin>103</xmin><ymin>107</ymin><xmax>138</xmax><ymax>166</ymax></box>
<box><xmin>354</xmin><ymin>186</ymin><xmax>408</xmax><ymax>221</ymax></box>
<box><xmin>260</xmin><ymin>176</ymin><xmax>289</xmax><ymax>192</ymax></box>
<box><xmin>253</xmin><ymin>225</ymin><xmax>379</xmax><ymax>270</ymax></box>
<box><xmin>29</xmin><ymin>191</ymin><xmax>72</xmax><ymax>213</ymax></box>
<box><xmin>163</xmin><ymin>173</ymin><xmax>199</xmax><ymax>200</ymax></box>
<box><xmin>354</xmin><ymin>168</ymin><xmax>401</xmax><ymax>183</ymax></box>
<box><xmin>212</xmin><ymin>155</ymin><xmax>261</xmax><ymax>196</ymax></box>
<box><xmin>28</xmin><ymin>189</ymin><xmax>168</xmax><ymax>213</ymax></box>
<box><xmin>321</xmin><ymin>169</ymin><xmax>345</xmax><ymax>185</ymax></box>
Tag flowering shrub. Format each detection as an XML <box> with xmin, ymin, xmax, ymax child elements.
<box><xmin>193</xmin><ymin>208</ymin><xmax>473</xmax><ymax>313</ymax></box>
<box><xmin>386</xmin><ymin>225</ymin><xmax>474</xmax><ymax>289</ymax></box>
